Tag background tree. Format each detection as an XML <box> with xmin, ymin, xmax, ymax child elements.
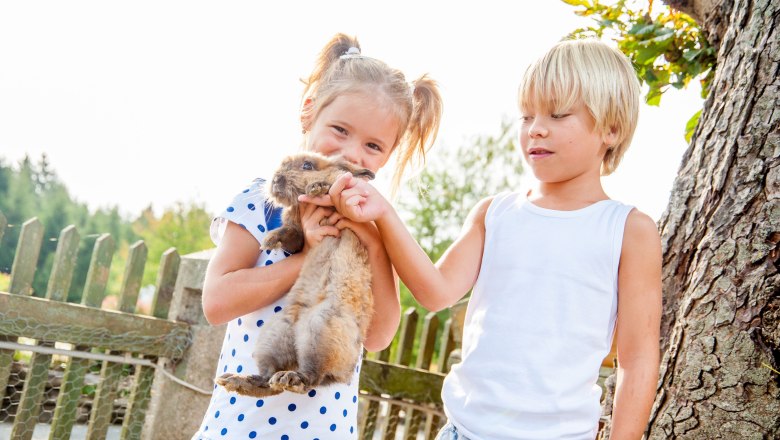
<box><xmin>565</xmin><ymin>0</ymin><xmax>779</xmax><ymax>437</ymax></box>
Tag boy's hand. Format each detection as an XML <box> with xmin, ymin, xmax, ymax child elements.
<box><xmin>298</xmin><ymin>173</ymin><xmax>388</xmax><ymax>223</ymax></box>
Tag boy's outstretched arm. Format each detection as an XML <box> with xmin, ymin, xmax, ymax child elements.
<box><xmin>610</xmin><ymin>209</ymin><xmax>662</xmax><ymax>440</ymax></box>
<box><xmin>301</xmin><ymin>174</ymin><xmax>490</xmax><ymax>312</ymax></box>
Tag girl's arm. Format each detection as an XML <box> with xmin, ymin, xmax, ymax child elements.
<box><xmin>334</xmin><ymin>218</ymin><xmax>400</xmax><ymax>352</ymax></box>
<box><xmin>301</xmin><ymin>173</ymin><xmax>489</xmax><ymax>312</ymax></box>
<box><xmin>610</xmin><ymin>209</ymin><xmax>662</xmax><ymax>440</ymax></box>
<box><xmin>202</xmin><ymin>203</ymin><xmax>340</xmax><ymax>325</ymax></box>
<box><xmin>202</xmin><ymin>222</ymin><xmax>304</xmax><ymax>325</ymax></box>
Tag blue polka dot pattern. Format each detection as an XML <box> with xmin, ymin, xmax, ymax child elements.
<box><xmin>194</xmin><ymin>178</ymin><xmax>361</xmax><ymax>439</ymax></box>
<box><xmin>247</xmin><ymin>203</ymin><xmax>256</xmax><ymax>211</ymax></box>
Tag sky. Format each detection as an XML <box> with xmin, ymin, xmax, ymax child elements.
<box><xmin>0</xmin><ymin>1</ymin><xmax>704</xmax><ymax>222</ymax></box>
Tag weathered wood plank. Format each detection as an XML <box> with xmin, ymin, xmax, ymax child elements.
<box><xmin>87</xmin><ymin>360</ymin><xmax>123</xmax><ymax>440</ymax></box>
<box><xmin>49</xmin><ymin>233</ymin><xmax>114</xmax><ymax>439</ymax></box>
<box><xmin>0</xmin><ymin>293</ymin><xmax>191</xmax><ymax>358</ymax></box>
<box><xmin>10</xmin><ymin>350</ymin><xmax>51</xmax><ymax>440</ymax></box>
<box><xmin>436</xmin><ymin>318</ymin><xmax>455</xmax><ymax>374</ymax></box>
<box><xmin>121</xmin><ymin>248</ymin><xmax>179</xmax><ymax>440</ymax></box>
<box><xmin>0</xmin><ymin>218</ymin><xmax>44</xmax><ymax>423</ymax></box>
<box><xmin>149</xmin><ymin>248</ymin><xmax>179</xmax><ymax>319</ymax></box>
<box><xmin>11</xmin><ymin>225</ymin><xmax>81</xmax><ymax>440</ymax></box>
<box><xmin>404</xmin><ymin>312</ymin><xmax>440</xmax><ymax>439</ymax></box>
<box><xmin>49</xmin><ymin>356</ymin><xmax>90</xmax><ymax>440</ymax></box>
<box><xmin>9</xmin><ymin>217</ymin><xmax>44</xmax><ymax>296</ymax></box>
<box><xmin>358</xmin><ymin>320</ymin><xmax>394</xmax><ymax>439</ymax></box>
<box><xmin>82</xmin><ymin>233</ymin><xmax>114</xmax><ymax>307</ymax></box>
<box><xmin>359</xmin><ymin>360</ymin><xmax>445</xmax><ymax>405</ymax></box>
<box><xmin>88</xmin><ymin>241</ymin><xmax>148</xmax><ymax>440</ymax></box>
<box><xmin>120</xmin><ymin>360</ymin><xmax>155</xmax><ymax>440</ymax></box>
<box><xmin>118</xmin><ymin>241</ymin><xmax>147</xmax><ymax>313</ymax></box>
<box><xmin>381</xmin><ymin>308</ymin><xmax>419</xmax><ymax>440</ymax></box>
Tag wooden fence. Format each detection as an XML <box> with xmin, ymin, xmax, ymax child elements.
<box><xmin>0</xmin><ymin>212</ymin><xmax>617</xmax><ymax>440</ymax></box>
<box><xmin>0</xmin><ymin>212</ymin><xmax>464</xmax><ymax>439</ymax></box>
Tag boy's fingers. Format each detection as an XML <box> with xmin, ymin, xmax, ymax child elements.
<box><xmin>298</xmin><ymin>194</ymin><xmax>334</xmax><ymax>206</ymax></box>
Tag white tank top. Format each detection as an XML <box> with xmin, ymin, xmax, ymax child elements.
<box><xmin>441</xmin><ymin>192</ymin><xmax>633</xmax><ymax>440</ymax></box>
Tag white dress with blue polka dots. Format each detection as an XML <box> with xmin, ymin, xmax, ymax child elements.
<box><xmin>192</xmin><ymin>178</ymin><xmax>361</xmax><ymax>440</ymax></box>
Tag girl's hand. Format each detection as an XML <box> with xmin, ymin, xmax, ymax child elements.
<box><xmin>299</xmin><ymin>173</ymin><xmax>389</xmax><ymax>223</ymax></box>
<box><xmin>299</xmin><ymin>201</ymin><xmax>341</xmax><ymax>252</ymax></box>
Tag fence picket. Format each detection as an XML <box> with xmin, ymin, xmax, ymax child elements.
<box><xmin>86</xmin><ymin>240</ymin><xmax>145</xmax><ymax>440</ymax></box>
<box><xmin>11</xmin><ymin>225</ymin><xmax>80</xmax><ymax>440</ymax></box>
<box><xmin>0</xmin><ymin>218</ymin><xmax>44</xmax><ymax>410</ymax></box>
<box><xmin>50</xmin><ymin>234</ymin><xmax>114</xmax><ymax>440</ymax></box>
<box><xmin>429</xmin><ymin>317</ymin><xmax>455</xmax><ymax>438</ymax></box>
<box><xmin>121</xmin><ymin>247</ymin><xmax>179</xmax><ymax>440</ymax></box>
<box><xmin>359</xmin><ymin>329</ymin><xmax>393</xmax><ymax>440</ymax></box>
<box><xmin>402</xmin><ymin>312</ymin><xmax>440</xmax><ymax>440</ymax></box>
<box><xmin>380</xmin><ymin>308</ymin><xmax>418</xmax><ymax>440</ymax></box>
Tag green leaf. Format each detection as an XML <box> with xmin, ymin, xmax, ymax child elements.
<box><xmin>629</xmin><ymin>23</ymin><xmax>657</xmax><ymax>35</ymax></box>
<box><xmin>560</xmin><ymin>0</ymin><xmax>590</xmax><ymax>6</ymax></box>
<box><xmin>684</xmin><ymin>109</ymin><xmax>702</xmax><ymax>143</ymax></box>
<box><xmin>646</xmin><ymin>88</ymin><xmax>662</xmax><ymax>106</ymax></box>
<box><xmin>682</xmin><ymin>48</ymin><xmax>702</xmax><ymax>62</ymax></box>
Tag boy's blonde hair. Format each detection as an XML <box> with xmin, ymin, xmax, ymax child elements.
<box><xmin>518</xmin><ymin>39</ymin><xmax>640</xmax><ymax>175</ymax></box>
<box><xmin>302</xmin><ymin>33</ymin><xmax>443</xmax><ymax>194</ymax></box>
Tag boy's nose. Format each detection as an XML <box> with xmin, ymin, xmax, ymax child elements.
<box><xmin>528</xmin><ymin>121</ymin><xmax>548</xmax><ymax>137</ymax></box>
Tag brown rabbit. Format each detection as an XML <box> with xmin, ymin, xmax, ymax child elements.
<box><xmin>216</xmin><ymin>151</ymin><xmax>376</xmax><ymax>397</ymax></box>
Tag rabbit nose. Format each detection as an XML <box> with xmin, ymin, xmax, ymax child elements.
<box><xmin>272</xmin><ymin>175</ymin><xmax>285</xmax><ymax>192</ymax></box>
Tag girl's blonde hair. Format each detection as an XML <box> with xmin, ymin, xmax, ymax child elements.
<box><xmin>518</xmin><ymin>39</ymin><xmax>640</xmax><ymax>175</ymax></box>
<box><xmin>302</xmin><ymin>33</ymin><xmax>443</xmax><ymax>194</ymax></box>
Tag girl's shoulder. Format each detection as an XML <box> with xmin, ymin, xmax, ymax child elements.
<box><xmin>209</xmin><ymin>178</ymin><xmax>283</xmax><ymax>247</ymax></box>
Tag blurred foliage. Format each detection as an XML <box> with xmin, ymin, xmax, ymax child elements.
<box><xmin>562</xmin><ymin>0</ymin><xmax>715</xmax><ymax>142</ymax></box>
<box><xmin>0</xmin><ymin>154</ymin><xmax>211</xmax><ymax>309</ymax></box>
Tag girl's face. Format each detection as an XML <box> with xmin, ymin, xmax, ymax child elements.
<box><xmin>303</xmin><ymin>92</ymin><xmax>399</xmax><ymax>174</ymax></box>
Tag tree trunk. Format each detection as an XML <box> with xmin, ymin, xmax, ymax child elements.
<box><xmin>647</xmin><ymin>0</ymin><xmax>780</xmax><ymax>438</ymax></box>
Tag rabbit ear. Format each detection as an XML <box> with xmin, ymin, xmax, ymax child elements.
<box><xmin>337</xmin><ymin>160</ymin><xmax>375</xmax><ymax>180</ymax></box>
<box><xmin>352</xmin><ymin>169</ymin><xmax>375</xmax><ymax>180</ymax></box>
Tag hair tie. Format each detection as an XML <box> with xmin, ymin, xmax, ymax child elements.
<box><xmin>340</xmin><ymin>47</ymin><xmax>362</xmax><ymax>59</ymax></box>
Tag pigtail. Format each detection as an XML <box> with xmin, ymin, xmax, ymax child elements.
<box><xmin>391</xmin><ymin>74</ymin><xmax>443</xmax><ymax>196</ymax></box>
<box><xmin>302</xmin><ymin>33</ymin><xmax>360</xmax><ymax>101</ymax></box>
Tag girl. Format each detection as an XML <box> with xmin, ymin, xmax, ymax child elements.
<box><xmin>191</xmin><ymin>33</ymin><xmax>442</xmax><ymax>440</ymax></box>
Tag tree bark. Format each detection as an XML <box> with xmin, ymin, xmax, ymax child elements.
<box><xmin>648</xmin><ymin>0</ymin><xmax>780</xmax><ymax>438</ymax></box>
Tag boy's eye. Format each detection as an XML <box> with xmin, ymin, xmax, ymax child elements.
<box><xmin>552</xmin><ymin>113</ymin><xmax>569</xmax><ymax>119</ymax></box>
<box><xmin>302</xmin><ymin>161</ymin><xmax>314</xmax><ymax>171</ymax></box>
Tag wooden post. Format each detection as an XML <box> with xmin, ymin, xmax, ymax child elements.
<box><xmin>380</xmin><ymin>308</ymin><xmax>418</xmax><ymax>440</ymax></box>
<box><xmin>0</xmin><ymin>218</ymin><xmax>43</xmax><ymax>411</ymax></box>
<box><xmin>403</xmin><ymin>312</ymin><xmax>439</xmax><ymax>440</ymax></box>
<box><xmin>11</xmin><ymin>225</ymin><xmax>79</xmax><ymax>440</ymax></box>
<box><xmin>86</xmin><ymin>241</ymin><xmax>147</xmax><ymax>440</ymax></box>
<box><xmin>120</xmin><ymin>247</ymin><xmax>179</xmax><ymax>440</ymax></box>
<box><xmin>50</xmin><ymin>234</ymin><xmax>114</xmax><ymax>440</ymax></box>
<box><xmin>142</xmin><ymin>249</ymin><xmax>222</xmax><ymax>440</ymax></box>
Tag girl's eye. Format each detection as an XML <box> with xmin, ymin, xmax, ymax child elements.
<box><xmin>333</xmin><ymin>126</ymin><xmax>347</xmax><ymax>135</ymax></box>
<box><xmin>302</xmin><ymin>161</ymin><xmax>314</xmax><ymax>171</ymax></box>
<box><xmin>367</xmin><ymin>143</ymin><xmax>382</xmax><ymax>152</ymax></box>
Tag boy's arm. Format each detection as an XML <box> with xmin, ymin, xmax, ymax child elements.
<box><xmin>375</xmin><ymin>195</ymin><xmax>492</xmax><ymax>312</ymax></box>
<box><xmin>610</xmin><ymin>209</ymin><xmax>662</xmax><ymax>440</ymax></box>
<box><xmin>301</xmin><ymin>173</ymin><xmax>490</xmax><ymax>312</ymax></box>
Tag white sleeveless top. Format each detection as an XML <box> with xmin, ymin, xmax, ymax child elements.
<box><xmin>192</xmin><ymin>178</ymin><xmax>360</xmax><ymax>440</ymax></box>
<box><xmin>441</xmin><ymin>192</ymin><xmax>633</xmax><ymax>440</ymax></box>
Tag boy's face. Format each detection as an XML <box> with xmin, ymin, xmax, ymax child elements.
<box><xmin>519</xmin><ymin>101</ymin><xmax>616</xmax><ymax>184</ymax></box>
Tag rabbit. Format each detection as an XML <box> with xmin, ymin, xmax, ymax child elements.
<box><xmin>216</xmin><ymin>151</ymin><xmax>376</xmax><ymax>397</ymax></box>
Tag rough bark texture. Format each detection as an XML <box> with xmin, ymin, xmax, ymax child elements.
<box><xmin>648</xmin><ymin>0</ymin><xmax>780</xmax><ymax>438</ymax></box>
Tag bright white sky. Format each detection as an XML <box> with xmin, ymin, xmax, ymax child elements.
<box><xmin>0</xmin><ymin>1</ymin><xmax>703</xmax><ymax>222</ymax></box>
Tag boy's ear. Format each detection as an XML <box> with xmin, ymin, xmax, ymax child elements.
<box><xmin>603</xmin><ymin>126</ymin><xmax>619</xmax><ymax>149</ymax></box>
<box><xmin>300</xmin><ymin>97</ymin><xmax>315</xmax><ymax>132</ymax></box>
